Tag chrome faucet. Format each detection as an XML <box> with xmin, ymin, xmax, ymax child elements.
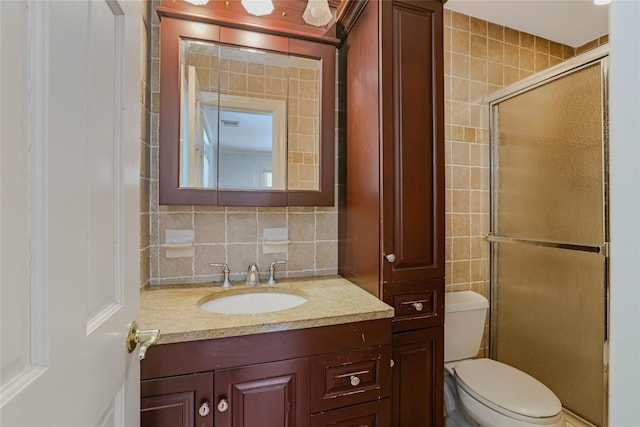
<box><xmin>209</xmin><ymin>262</ymin><xmax>234</xmax><ymax>288</ymax></box>
<box><xmin>266</xmin><ymin>260</ymin><xmax>286</xmax><ymax>285</ymax></box>
<box><xmin>245</xmin><ymin>263</ymin><xmax>259</xmax><ymax>285</ymax></box>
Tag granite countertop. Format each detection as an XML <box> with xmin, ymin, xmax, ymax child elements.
<box><xmin>140</xmin><ymin>276</ymin><xmax>394</xmax><ymax>345</ymax></box>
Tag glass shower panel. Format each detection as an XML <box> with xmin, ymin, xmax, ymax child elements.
<box><xmin>490</xmin><ymin>56</ymin><xmax>607</xmax><ymax>426</ymax></box>
<box><xmin>493</xmin><ymin>242</ymin><xmax>605</xmax><ymax>426</ymax></box>
<box><xmin>493</xmin><ymin>63</ymin><xmax>604</xmax><ymax>246</ymax></box>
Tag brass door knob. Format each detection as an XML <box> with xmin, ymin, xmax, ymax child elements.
<box><xmin>126</xmin><ymin>321</ymin><xmax>160</xmax><ymax>361</ymax></box>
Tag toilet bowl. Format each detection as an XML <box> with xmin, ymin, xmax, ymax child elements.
<box><xmin>448</xmin><ymin>359</ymin><xmax>564</xmax><ymax>427</ymax></box>
<box><xmin>444</xmin><ymin>291</ymin><xmax>564</xmax><ymax>427</ymax></box>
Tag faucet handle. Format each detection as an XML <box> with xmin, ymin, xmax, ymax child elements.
<box><xmin>245</xmin><ymin>263</ymin><xmax>260</xmax><ymax>285</ymax></box>
<box><xmin>266</xmin><ymin>260</ymin><xmax>287</xmax><ymax>285</ymax></box>
<box><xmin>209</xmin><ymin>263</ymin><xmax>233</xmax><ymax>288</ymax></box>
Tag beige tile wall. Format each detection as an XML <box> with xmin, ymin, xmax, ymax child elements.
<box><xmin>140</xmin><ymin>1</ymin><xmax>154</xmax><ymax>288</ymax></box>
<box><xmin>576</xmin><ymin>34</ymin><xmax>609</xmax><ymax>54</ymax></box>
<box><xmin>443</xmin><ymin>8</ymin><xmax>607</xmax><ymax>353</ymax></box>
<box><xmin>287</xmin><ymin>64</ymin><xmax>321</xmax><ymax>190</ymax></box>
<box><xmin>143</xmin><ymin>5</ymin><xmax>338</xmax><ymax>286</ymax></box>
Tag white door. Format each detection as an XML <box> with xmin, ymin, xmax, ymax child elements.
<box><xmin>1</xmin><ymin>1</ymin><xmax>141</xmax><ymax>425</ymax></box>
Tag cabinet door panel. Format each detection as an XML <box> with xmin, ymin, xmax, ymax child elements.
<box><xmin>141</xmin><ymin>392</ymin><xmax>193</xmax><ymax>427</ymax></box>
<box><xmin>391</xmin><ymin>327</ymin><xmax>444</xmax><ymax>427</ymax></box>
<box><xmin>215</xmin><ymin>358</ymin><xmax>310</xmax><ymax>427</ymax></box>
<box><xmin>310</xmin><ymin>399</ymin><xmax>391</xmax><ymax>427</ymax></box>
<box><xmin>381</xmin><ymin>0</ymin><xmax>445</xmax><ymax>283</ymax></box>
<box><xmin>141</xmin><ymin>372</ymin><xmax>213</xmax><ymax>427</ymax></box>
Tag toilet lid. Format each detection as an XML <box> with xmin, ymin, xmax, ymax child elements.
<box><xmin>454</xmin><ymin>358</ymin><xmax>562</xmax><ymax>418</ymax></box>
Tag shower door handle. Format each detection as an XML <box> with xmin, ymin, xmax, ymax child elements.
<box><xmin>486</xmin><ymin>234</ymin><xmax>608</xmax><ymax>256</ymax></box>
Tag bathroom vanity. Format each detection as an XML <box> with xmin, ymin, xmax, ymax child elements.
<box><xmin>146</xmin><ymin>0</ymin><xmax>447</xmax><ymax>425</ymax></box>
<box><xmin>139</xmin><ymin>277</ymin><xmax>394</xmax><ymax>427</ymax></box>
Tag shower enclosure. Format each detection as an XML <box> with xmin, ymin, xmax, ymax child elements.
<box><xmin>487</xmin><ymin>46</ymin><xmax>609</xmax><ymax>427</ymax></box>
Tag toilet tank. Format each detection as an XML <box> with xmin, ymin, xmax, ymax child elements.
<box><xmin>444</xmin><ymin>291</ymin><xmax>489</xmax><ymax>362</ymax></box>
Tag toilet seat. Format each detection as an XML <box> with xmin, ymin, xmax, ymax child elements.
<box><xmin>454</xmin><ymin>358</ymin><xmax>562</xmax><ymax>422</ymax></box>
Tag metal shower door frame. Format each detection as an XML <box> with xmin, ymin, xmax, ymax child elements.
<box><xmin>486</xmin><ymin>44</ymin><xmax>610</xmax><ymax>426</ymax></box>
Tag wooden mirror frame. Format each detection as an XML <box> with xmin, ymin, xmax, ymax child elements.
<box><xmin>159</xmin><ymin>16</ymin><xmax>335</xmax><ymax>206</ymax></box>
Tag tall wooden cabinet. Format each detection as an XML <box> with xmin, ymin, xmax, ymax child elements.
<box><xmin>338</xmin><ymin>0</ymin><xmax>445</xmax><ymax>425</ymax></box>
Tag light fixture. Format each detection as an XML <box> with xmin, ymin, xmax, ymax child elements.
<box><xmin>303</xmin><ymin>0</ymin><xmax>333</xmax><ymax>27</ymax></box>
<box><xmin>593</xmin><ymin>0</ymin><xmax>611</xmax><ymax>5</ymax></box>
<box><xmin>184</xmin><ymin>0</ymin><xmax>209</xmax><ymax>5</ymax></box>
<box><xmin>241</xmin><ymin>0</ymin><xmax>275</xmax><ymax>16</ymax></box>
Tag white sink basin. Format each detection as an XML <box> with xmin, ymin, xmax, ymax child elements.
<box><xmin>199</xmin><ymin>291</ymin><xmax>308</xmax><ymax>315</ymax></box>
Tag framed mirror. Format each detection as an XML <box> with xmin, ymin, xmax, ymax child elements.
<box><xmin>159</xmin><ymin>17</ymin><xmax>335</xmax><ymax>206</ymax></box>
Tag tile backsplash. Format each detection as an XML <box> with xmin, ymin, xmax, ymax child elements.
<box><xmin>150</xmin><ymin>207</ymin><xmax>338</xmax><ymax>285</ymax></box>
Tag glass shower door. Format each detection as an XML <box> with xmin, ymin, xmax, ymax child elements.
<box><xmin>489</xmin><ymin>60</ymin><xmax>607</xmax><ymax>426</ymax></box>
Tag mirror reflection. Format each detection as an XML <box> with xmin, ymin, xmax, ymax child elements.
<box><xmin>179</xmin><ymin>38</ymin><xmax>321</xmax><ymax>191</ymax></box>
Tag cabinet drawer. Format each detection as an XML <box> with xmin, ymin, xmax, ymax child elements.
<box><xmin>310</xmin><ymin>399</ymin><xmax>391</xmax><ymax>427</ymax></box>
<box><xmin>383</xmin><ymin>280</ymin><xmax>444</xmax><ymax>331</ymax></box>
<box><xmin>393</xmin><ymin>290</ymin><xmax>436</xmax><ymax>317</ymax></box>
<box><xmin>310</xmin><ymin>346</ymin><xmax>391</xmax><ymax>412</ymax></box>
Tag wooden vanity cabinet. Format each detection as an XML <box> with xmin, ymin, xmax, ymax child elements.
<box><xmin>338</xmin><ymin>0</ymin><xmax>445</xmax><ymax>425</ymax></box>
<box><xmin>140</xmin><ymin>319</ymin><xmax>392</xmax><ymax>427</ymax></box>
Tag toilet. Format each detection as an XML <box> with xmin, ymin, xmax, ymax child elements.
<box><xmin>444</xmin><ymin>291</ymin><xmax>565</xmax><ymax>427</ymax></box>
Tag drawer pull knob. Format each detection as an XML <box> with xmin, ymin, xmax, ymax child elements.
<box><xmin>217</xmin><ymin>399</ymin><xmax>229</xmax><ymax>413</ymax></box>
<box><xmin>412</xmin><ymin>302</ymin><xmax>424</xmax><ymax>311</ymax></box>
<box><xmin>198</xmin><ymin>402</ymin><xmax>210</xmax><ymax>417</ymax></box>
<box><xmin>350</xmin><ymin>375</ymin><xmax>361</xmax><ymax>387</ymax></box>
<box><xmin>390</xmin><ymin>359</ymin><xmax>395</xmax><ymax>368</ymax></box>
<box><xmin>384</xmin><ymin>253</ymin><xmax>396</xmax><ymax>263</ymax></box>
